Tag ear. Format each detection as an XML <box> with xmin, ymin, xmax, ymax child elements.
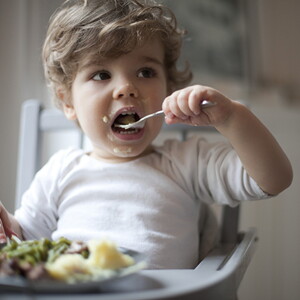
<box><xmin>63</xmin><ymin>103</ymin><xmax>77</xmax><ymax>120</ymax></box>
<box><xmin>56</xmin><ymin>87</ymin><xmax>77</xmax><ymax>121</ymax></box>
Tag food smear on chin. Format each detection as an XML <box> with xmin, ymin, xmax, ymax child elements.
<box><xmin>113</xmin><ymin>147</ymin><xmax>132</xmax><ymax>154</ymax></box>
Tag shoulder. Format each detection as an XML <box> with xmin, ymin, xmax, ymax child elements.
<box><xmin>151</xmin><ymin>136</ymin><xmax>215</xmax><ymax>178</ymax></box>
<box><xmin>38</xmin><ymin>147</ymin><xmax>86</xmax><ymax>178</ymax></box>
<box><xmin>152</xmin><ymin>135</ymin><xmax>236</xmax><ymax>178</ymax></box>
<box><xmin>154</xmin><ymin>136</ymin><xmax>223</xmax><ymax>160</ymax></box>
<box><xmin>46</xmin><ymin>147</ymin><xmax>85</xmax><ymax>166</ymax></box>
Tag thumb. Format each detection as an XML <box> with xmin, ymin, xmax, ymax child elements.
<box><xmin>0</xmin><ymin>202</ymin><xmax>14</xmax><ymax>242</ymax></box>
<box><xmin>0</xmin><ymin>219</ymin><xmax>7</xmax><ymax>243</ymax></box>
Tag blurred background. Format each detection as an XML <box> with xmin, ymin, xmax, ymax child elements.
<box><xmin>0</xmin><ymin>0</ymin><xmax>299</xmax><ymax>299</ymax></box>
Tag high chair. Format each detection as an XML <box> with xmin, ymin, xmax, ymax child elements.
<box><xmin>13</xmin><ymin>99</ymin><xmax>257</xmax><ymax>300</ymax></box>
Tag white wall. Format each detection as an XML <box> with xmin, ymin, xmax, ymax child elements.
<box><xmin>0</xmin><ymin>0</ymin><xmax>62</xmax><ymax>211</ymax></box>
<box><xmin>257</xmin><ymin>0</ymin><xmax>300</xmax><ymax>99</ymax></box>
<box><xmin>238</xmin><ymin>99</ymin><xmax>300</xmax><ymax>300</ymax></box>
<box><xmin>0</xmin><ymin>1</ymin><xmax>299</xmax><ymax>299</ymax></box>
<box><xmin>0</xmin><ymin>0</ymin><xmax>31</xmax><ymax>212</ymax></box>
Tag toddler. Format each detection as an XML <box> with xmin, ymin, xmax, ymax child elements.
<box><xmin>0</xmin><ymin>0</ymin><xmax>292</xmax><ymax>269</ymax></box>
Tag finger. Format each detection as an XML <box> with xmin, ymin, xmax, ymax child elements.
<box><xmin>163</xmin><ymin>97</ymin><xmax>180</xmax><ymax>124</ymax></box>
<box><xmin>177</xmin><ymin>89</ymin><xmax>194</xmax><ymax>117</ymax></box>
<box><xmin>168</xmin><ymin>92</ymin><xmax>189</xmax><ymax>120</ymax></box>
<box><xmin>0</xmin><ymin>219</ymin><xmax>7</xmax><ymax>243</ymax></box>
<box><xmin>162</xmin><ymin>96</ymin><xmax>176</xmax><ymax>120</ymax></box>
<box><xmin>0</xmin><ymin>202</ymin><xmax>14</xmax><ymax>238</ymax></box>
<box><xmin>169</xmin><ymin>101</ymin><xmax>188</xmax><ymax>120</ymax></box>
<box><xmin>188</xmin><ymin>88</ymin><xmax>202</xmax><ymax>115</ymax></box>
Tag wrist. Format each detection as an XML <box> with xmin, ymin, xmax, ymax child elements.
<box><xmin>215</xmin><ymin>100</ymin><xmax>246</xmax><ymax>135</ymax></box>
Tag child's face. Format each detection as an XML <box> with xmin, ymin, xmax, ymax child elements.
<box><xmin>63</xmin><ymin>38</ymin><xmax>168</xmax><ymax>162</ymax></box>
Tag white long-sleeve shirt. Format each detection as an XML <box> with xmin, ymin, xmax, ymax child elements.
<box><xmin>15</xmin><ymin>137</ymin><xmax>269</xmax><ymax>269</ymax></box>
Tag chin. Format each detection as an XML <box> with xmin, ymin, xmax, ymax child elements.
<box><xmin>112</xmin><ymin>146</ymin><xmax>134</xmax><ymax>156</ymax></box>
<box><xmin>112</xmin><ymin>144</ymin><xmax>152</xmax><ymax>159</ymax></box>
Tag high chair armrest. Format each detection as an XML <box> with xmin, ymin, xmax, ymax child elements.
<box><xmin>72</xmin><ymin>228</ymin><xmax>256</xmax><ymax>300</ymax></box>
<box><xmin>194</xmin><ymin>227</ymin><xmax>258</xmax><ymax>293</ymax></box>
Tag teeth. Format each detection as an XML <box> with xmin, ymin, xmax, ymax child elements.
<box><xmin>118</xmin><ymin>129</ymin><xmax>139</xmax><ymax>135</ymax></box>
<box><xmin>121</xmin><ymin>112</ymin><xmax>135</xmax><ymax>116</ymax></box>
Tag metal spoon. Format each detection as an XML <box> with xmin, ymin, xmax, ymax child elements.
<box><xmin>114</xmin><ymin>100</ymin><xmax>216</xmax><ymax>129</ymax></box>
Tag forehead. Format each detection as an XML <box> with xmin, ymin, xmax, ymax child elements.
<box><xmin>78</xmin><ymin>37</ymin><xmax>165</xmax><ymax>70</ymax></box>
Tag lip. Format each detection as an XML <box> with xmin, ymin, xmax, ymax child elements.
<box><xmin>112</xmin><ymin>127</ymin><xmax>145</xmax><ymax>141</ymax></box>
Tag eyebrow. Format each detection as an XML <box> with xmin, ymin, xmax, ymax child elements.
<box><xmin>78</xmin><ymin>58</ymin><xmax>105</xmax><ymax>72</ymax></box>
<box><xmin>141</xmin><ymin>56</ymin><xmax>164</xmax><ymax>67</ymax></box>
<box><xmin>78</xmin><ymin>55</ymin><xmax>164</xmax><ymax>72</ymax></box>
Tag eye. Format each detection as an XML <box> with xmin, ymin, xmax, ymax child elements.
<box><xmin>92</xmin><ymin>71</ymin><xmax>111</xmax><ymax>81</ymax></box>
<box><xmin>137</xmin><ymin>68</ymin><xmax>156</xmax><ymax>78</ymax></box>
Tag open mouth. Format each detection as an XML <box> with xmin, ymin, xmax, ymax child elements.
<box><xmin>111</xmin><ymin>112</ymin><xmax>142</xmax><ymax>134</ymax></box>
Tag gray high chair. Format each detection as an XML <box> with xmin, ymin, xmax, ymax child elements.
<box><xmin>13</xmin><ymin>99</ymin><xmax>257</xmax><ymax>300</ymax></box>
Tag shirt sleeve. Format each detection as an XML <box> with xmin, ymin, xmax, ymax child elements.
<box><xmin>14</xmin><ymin>149</ymin><xmax>76</xmax><ymax>240</ymax></box>
<box><xmin>156</xmin><ymin>136</ymin><xmax>271</xmax><ymax>207</ymax></box>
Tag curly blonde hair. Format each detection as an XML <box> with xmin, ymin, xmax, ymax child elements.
<box><xmin>43</xmin><ymin>0</ymin><xmax>192</xmax><ymax>108</ymax></box>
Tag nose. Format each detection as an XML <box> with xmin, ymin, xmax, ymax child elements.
<box><xmin>113</xmin><ymin>82</ymin><xmax>138</xmax><ymax>100</ymax></box>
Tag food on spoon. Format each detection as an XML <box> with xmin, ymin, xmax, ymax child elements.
<box><xmin>112</xmin><ymin>112</ymin><xmax>140</xmax><ymax>130</ymax></box>
<box><xmin>0</xmin><ymin>237</ymin><xmax>136</xmax><ymax>283</ymax></box>
<box><xmin>117</xmin><ymin>113</ymin><xmax>137</xmax><ymax>125</ymax></box>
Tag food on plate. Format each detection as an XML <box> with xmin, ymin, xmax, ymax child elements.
<box><xmin>46</xmin><ymin>239</ymin><xmax>135</xmax><ymax>282</ymax></box>
<box><xmin>0</xmin><ymin>237</ymin><xmax>137</xmax><ymax>283</ymax></box>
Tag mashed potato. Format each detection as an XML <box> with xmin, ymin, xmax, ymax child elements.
<box><xmin>87</xmin><ymin>239</ymin><xmax>134</xmax><ymax>269</ymax></box>
<box><xmin>46</xmin><ymin>240</ymin><xmax>135</xmax><ymax>282</ymax></box>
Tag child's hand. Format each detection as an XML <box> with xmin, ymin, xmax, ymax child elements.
<box><xmin>0</xmin><ymin>202</ymin><xmax>18</xmax><ymax>243</ymax></box>
<box><xmin>163</xmin><ymin>86</ymin><xmax>292</xmax><ymax>196</ymax></box>
<box><xmin>163</xmin><ymin>85</ymin><xmax>234</xmax><ymax>128</ymax></box>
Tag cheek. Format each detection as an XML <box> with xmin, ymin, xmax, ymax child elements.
<box><xmin>74</xmin><ymin>105</ymin><xmax>105</xmax><ymax>142</ymax></box>
<box><xmin>147</xmin><ymin>117</ymin><xmax>164</xmax><ymax>138</ymax></box>
<box><xmin>144</xmin><ymin>94</ymin><xmax>165</xmax><ymax>111</ymax></box>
